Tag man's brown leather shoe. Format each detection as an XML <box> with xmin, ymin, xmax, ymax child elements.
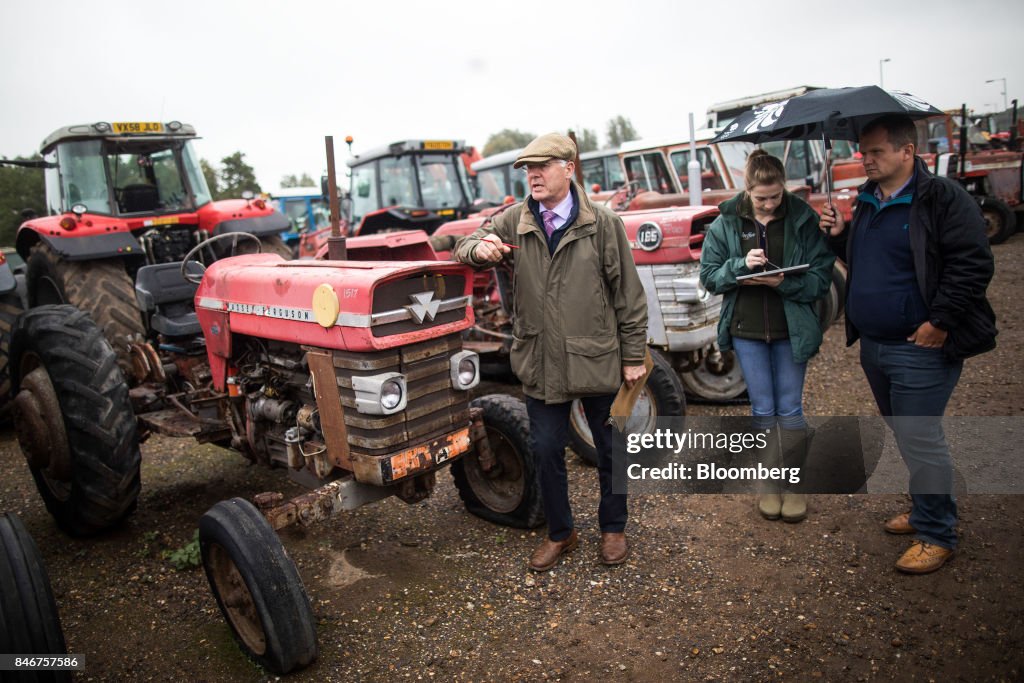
<box><xmin>884</xmin><ymin>512</ymin><xmax>915</xmax><ymax>535</ymax></box>
<box><xmin>528</xmin><ymin>530</ymin><xmax>578</xmax><ymax>572</ymax></box>
<box><xmin>895</xmin><ymin>540</ymin><xmax>954</xmax><ymax>574</ymax></box>
<box><xmin>600</xmin><ymin>532</ymin><xmax>629</xmax><ymax>565</ymax></box>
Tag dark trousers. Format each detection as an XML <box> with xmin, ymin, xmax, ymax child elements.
<box><xmin>526</xmin><ymin>394</ymin><xmax>626</xmax><ymax>541</ymax></box>
<box><xmin>860</xmin><ymin>337</ymin><xmax>963</xmax><ymax>550</ymax></box>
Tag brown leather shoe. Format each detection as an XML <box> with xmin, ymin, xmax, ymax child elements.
<box><xmin>895</xmin><ymin>541</ymin><xmax>954</xmax><ymax>574</ymax></box>
<box><xmin>528</xmin><ymin>530</ymin><xmax>578</xmax><ymax>572</ymax></box>
<box><xmin>884</xmin><ymin>512</ymin><xmax>915</xmax><ymax>535</ymax></box>
<box><xmin>600</xmin><ymin>532</ymin><xmax>629</xmax><ymax>565</ymax></box>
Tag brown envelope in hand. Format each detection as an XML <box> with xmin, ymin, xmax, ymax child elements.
<box><xmin>607</xmin><ymin>348</ymin><xmax>654</xmax><ymax>431</ymax></box>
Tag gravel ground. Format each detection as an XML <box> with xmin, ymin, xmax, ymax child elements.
<box><xmin>1</xmin><ymin>234</ymin><xmax>1022</xmax><ymax>681</ymax></box>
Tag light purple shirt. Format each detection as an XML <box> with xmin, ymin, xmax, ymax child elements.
<box><xmin>542</xmin><ymin>191</ymin><xmax>574</xmax><ymax>231</ymax></box>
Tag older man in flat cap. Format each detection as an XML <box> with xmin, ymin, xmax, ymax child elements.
<box><xmin>454</xmin><ymin>133</ymin><xmax>648</xmax><ymax>571</ymax></box>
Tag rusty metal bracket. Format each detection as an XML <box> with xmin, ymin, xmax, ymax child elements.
<box><xmin>469</xmin><ymin>406</ymin><xmax>496</xmax><ymax>474</ymax></box>
<box><xmin>254</xmin><ymin>477</ymin><xmax>394</xmax><ymax>531</ymax></box>
<box><xmin>306</xmin><ymin>349</ymin><xmax>351</xmax><ymax>470</ymax></box>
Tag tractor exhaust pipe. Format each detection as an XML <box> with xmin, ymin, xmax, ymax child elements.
<box><xmin>325</xmin><ymin>135</ymin><xmax>347</xmax><ymax>261</ymax></box>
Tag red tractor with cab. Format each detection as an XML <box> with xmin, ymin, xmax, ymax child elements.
<box><xmin>3</xmin><ymin>121</ymin><xmax>293</xmax><ymax>379</ymax></box>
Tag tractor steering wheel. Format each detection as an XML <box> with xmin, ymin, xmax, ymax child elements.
<box><xmin>180</xmin><ymin>232</ymin><xmax>263</xmax><ymax>285</ymax></box>
<box><xmin>605</xmin><ymin>180</ymin><xmax>643</xmax><ymax>212</ymax></box>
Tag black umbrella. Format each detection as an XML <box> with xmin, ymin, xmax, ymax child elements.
<box><xmin>711</xmin><ymin>86</ymin><xmax>943</xmax><ymax>144</ymax></box>
<box><xmin>710</xmin><ymin>86</ymin><xmax>943</xmax><ymax>205</ymax></box>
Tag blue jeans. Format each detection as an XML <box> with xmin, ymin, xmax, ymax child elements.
<box><xmin>525</xmin><ymin>394</ymin><xmax>625</xmax><ymax>541</ymax></box>
<box><xmin>860</xmin><ymin>337</ymin><xmax>963</xmax><ymax>550</ymax></box>
<box><xmin>731</xmin><ymin>338</ymin><xmax>808</xmax><ymax>430</ymax></box>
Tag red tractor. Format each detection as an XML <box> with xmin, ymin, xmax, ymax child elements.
<box><xmin>3</xmin><ymin>121</ymin><xmax>293</xmax><ymax>378</ymax></box>
<box><xmin>9</xmin><ymin>230</ymin><xmax>541</xmax><ymax>674</ymax></box>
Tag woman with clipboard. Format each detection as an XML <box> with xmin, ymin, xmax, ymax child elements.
<box><xmin>699</xmin><ymin>150</ymin><xmax>839</xmax><ymax>523</ymax></box>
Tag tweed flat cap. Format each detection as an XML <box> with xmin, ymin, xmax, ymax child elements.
<box><xmin>512</xmin><ymin>133</ymin><xmax>578</xmax><ymax>169</ymax></box>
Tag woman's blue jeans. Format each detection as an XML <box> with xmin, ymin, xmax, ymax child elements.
<box><xmin>731</xmin><ymin>338</ymin><xmax>808</xmax><ymax>430</ymax></box>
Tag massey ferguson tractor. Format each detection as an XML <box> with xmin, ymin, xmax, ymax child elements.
<box><xmin>2</xmin><ymin>120</ymin><xmax>293</xmax><ymax>379</ymax></box>
<box><xmin>9</xmin><ymin>198</ymin><xmax>542</xmax><ymax>671</ymax></box>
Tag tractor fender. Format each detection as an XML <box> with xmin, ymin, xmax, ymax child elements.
<box><xmin>16</xmin><ymin>222</ymin><xmax>143</xmax><ymax>262</ymax></box>
<box><xmin>211</xmin><ymin>213</ymin><xmax>291</xmax><ymax>237</ymax></box>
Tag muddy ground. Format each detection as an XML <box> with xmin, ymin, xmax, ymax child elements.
<box><xmin>1</xmin><ymin>234</ymin><xmax>1022</xmax><ymax>682</ymax></box>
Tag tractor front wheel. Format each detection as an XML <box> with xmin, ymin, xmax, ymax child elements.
<box><xmin>978</xmin><ymin>196</ymin><xmax>1015</xmax><ymax>245</ymax></box>
<box><xmin>199</xmin><ymin>498</ymin><xmax>317</xmax><ymax>675</ymax></box>
<box><xmin>452</xmin><ymin>395</ymin><xmax>544</xmax><ymax>529</ymax></box>
<box><xmin>11</xmin><ymin>305</ymin><xmax>141</xmax><ymax>536</ymax></box>
<box><xmin>0</xmin><ymin>512</ymin><xmax>69</xmax><ymax>682</ymax></box>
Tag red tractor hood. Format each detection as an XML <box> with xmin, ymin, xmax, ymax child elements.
<box><xmin>195</xmin><ymin>254</ymin><xmax>475</xmax><ymax>364</ymax></box>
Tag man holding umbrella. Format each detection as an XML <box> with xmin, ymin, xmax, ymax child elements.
<box><xmin>714</xmin><ymin>88</ymin><xmax>998</xmax><ymax>574</ymax></box>
<box><xmin>843</xmin><ymin>114</ymin><xmax>997</xmax><ymax>574</ymax></box>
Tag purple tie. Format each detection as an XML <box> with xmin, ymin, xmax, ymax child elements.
<box><xmin>541</xmin><ymin>210</ymin><xmax>558</xmax><ymax>238</ymax></box>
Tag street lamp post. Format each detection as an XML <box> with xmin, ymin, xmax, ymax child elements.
<box><xmin>879</xmin><ymin>58</ymin><xmax>891</xmax><ymax>89</ymax></box>
<box><xmin>985</xmin><ymin>77</ymin><xmax>1008</xmax><ymax>112</ymax></box>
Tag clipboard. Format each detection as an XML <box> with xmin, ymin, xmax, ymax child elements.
<box><xmin>736</xmin><ymin>263</ymin><xmax>810</xmax><ymax>281</ymax></box>
<box><xmin>607</xmin><ymin>348</ymin><xmax>654</xmax><ymax>431</ymax></box>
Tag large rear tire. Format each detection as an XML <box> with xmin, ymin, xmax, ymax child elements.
<box><xmin>258</xmin><ymin>235</ymin><xmax>294</xmax><ymax>260</ymax></box>
<box><xmin>199</xmin><ymin>498</ymin><xmax>317</xmax><ymax>675</ymax></box>
<box><xmin>0</xmin><ymin>289</ymin><xmax>23</xmax><ymax>420</ymax></box>
<box><xmin>11</xmin><ymin>305</ymin><xmax>141</xmax><ymax>536</ymax></box>
<box><xmin>452</xmin><ymin>395</ymin><xmax>544</xmax><ymax>529</ymax></box>
<box><xmin>0</xmin><ymin>512</ymin><xmax>69</xmax><ymax>683</ymax></box>
<box><xmin>26</xmin><ymin>243</ymin><xmax>145</xmax><ymax>376</ymax></box>
<box><xmin>569</xmin><ymin>348</ymin><xmax>686</xmax><ymax>467</ymax></box>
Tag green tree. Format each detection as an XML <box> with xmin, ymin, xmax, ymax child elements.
<box><xmin>280</xmin><ymin>173</ymin><xmax>316</xmax><ymax>189</ymax></box>
<box><xmin>0</xmin><ymin>157</ymin><xmax>46</xmax><ymax>246</ymax></box>
<box><xmin>200</xmin><ymin>158</ymin><xmax>220</xmax><ymax>199</ymax></box>
<box><xmin>482</xmin><ymin>129</ymin><xmax>535</xmax><ymax>157</ymax></box>
<box><xmin>217</xmin><ymin>152</ymin><xmax>261</xmax><ymax>199</ymax></box>
<box><xmin>606</xmin><ymin>116</ymin><xmax>639</xmax><ymax>147</ymax></box>
<box><xmin>575</xmin><ymin>128</ymin><xmax>600</xmax><ymax>153</ymax></box>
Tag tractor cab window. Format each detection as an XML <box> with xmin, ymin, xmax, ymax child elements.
<box><xmin>417</xmin><ymin>154</ymin><xmax>465</xmax><ymax>209</ymax></box>
<box><xmin>379</xmin><ymin>156</ymin><xmax>417</xmax><ymax>207</ymax></box>
<box><xmin>476</xmin><ymin>167</ymin><xmax>507</xmax><ymax>204</ymax></box>
<box><xmin>107</xmin><ymin>144</ymin><xmax>190</xmax><ymax>214</ymax></box>
<box><xmin>670</xmin><ymin>148</ymin><xmax>724</xmax><ymax>191</ymax></box>
<box><xmin>623</xmin><ymin>153</ymin><xmax>675</xmax><ymax>194</ymax></box>
<box><xmin>182</xmin><ymin>140</ymin><xmax>212</xmax><ymax>208</ymax></box>
<box><xmin>350</xmin><ymin>163</ymin><xmax>379</xmax><ymax>226</ymax></box>
<box><xmin>310</xmin><ymin>199</ymin><xmax>331</xmax><ymax>229</ymax></box>
<box><xmin>582</xmin><ymin>158</ymin><xmax>606</xmax><ymax>190</ymax></box>
<box><xmin>56</xmin><ymin>140</ymin><xmax>112</xmax><ymax>214</ymax></box>
<box><xmin>716</xmin><ymin>141</ymin><xmax>753</xmax><ymax>189</ymax></box>
<box><xmin>605</xmin><ymin>156</ymin><xmax>625</xmax><ymax>190</ymax></box>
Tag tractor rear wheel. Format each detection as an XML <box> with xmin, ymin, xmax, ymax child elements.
<box><xmin>452</xmin><ymin>395</ymin><xmax>544</xmax><ymax>529</ymax></box>
<box><xmin>26</xmin><ymin>243</ymin><xmax>145</xmax><ymax>376</ymax></box>
<box><xmin>0</xmin><ymin>512</ymin><xmax>69</xmax><ymax>682</ymax></box>
<box><xmin>569</xmin><ymin>348</ymin><xmax>686</xmax><ymax>467</ymax></box>
<box><xmin>11</xmin><ymin>305</ymin><xmax>141</xmax><ymax>536</ymax></box>
<box><xmin>199</xmin><ymin>498</ymin><xmax>317</xmax><ymax>675</ymax></box>
<box><xmin>0</xmin><ymin>289</ymin><xmax>23</xmax><ymax>421</ymax></box>
<box><xmin>978</xmin><ymin>196</ymin><xmax>1015</xmax><ymax>244</ymax></box>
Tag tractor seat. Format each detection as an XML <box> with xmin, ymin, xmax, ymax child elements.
<box><xmin>120</xmin><ymin>184</ymin><xmax>160</xmax><ymax>213</ymax></box>
<box><xmin>134</xmin><ymin>262</ymin><xmax>203</xmax><ymax>337</ymax></box>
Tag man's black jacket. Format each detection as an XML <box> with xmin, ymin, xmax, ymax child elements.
<box><xmin>845</xmin><ymin>156</ymin><xmax>997</xmax><ymax>361</ymax></box>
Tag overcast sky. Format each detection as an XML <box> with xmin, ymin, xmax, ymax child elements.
<box><xmin>2</xmin><ymin>0</ymin><xmax>1021</xmax><ymax>191</ymax></box>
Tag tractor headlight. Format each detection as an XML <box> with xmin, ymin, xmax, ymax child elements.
<box><xmin>352</xmin><ymin>372</ymin><xmax>407</xmax><ymax>415</ymax></box>
<box><xmin>449</xmin><ymin>351</ymin><xmax>480</xmax><ymax>390</ymax></box>
<box><xmin>380</xmin><ymin>379</ymin><xmax>404</xmax><ymax>410</ymax></box>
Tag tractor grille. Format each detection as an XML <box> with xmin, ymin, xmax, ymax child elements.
<box><xmin>371</xmin><ymin>273</ymin><xmax>468</xmax><ymax>337</ymax></box>
<box><xmin>331</xmin><ymin>333</ymin><xmax>471</xmax><ymax>457</ymax></box>
<box><xmin>648</xmin><ymin>262</ymin><xmax>722</xmax><ymax>330</ymax></box>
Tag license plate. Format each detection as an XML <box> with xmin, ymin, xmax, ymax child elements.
<box><xmin>422</xmin><ymin>140</ymin><xmax>454</xmax><ymax>150</ymax></box>
<box><xmin>112</xmin><ymin>122</ymin><xmax>164</xmax><ymax>134</ymax></box>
